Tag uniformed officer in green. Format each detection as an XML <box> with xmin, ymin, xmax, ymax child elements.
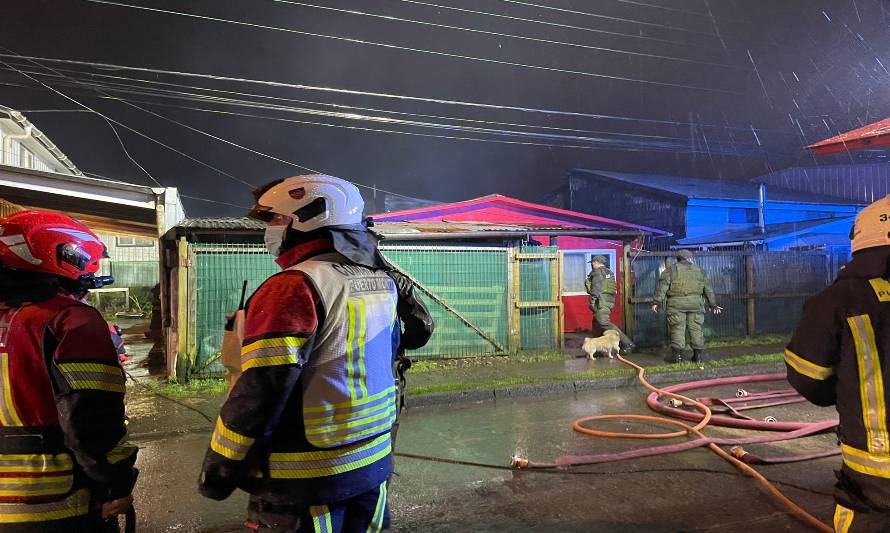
<box><xmin>585</xmin><ymin>255</ymin><xmax>634</xmax><ymax>353</ymax></box>
<box><xmin>652</xmin><ymin>249</ymin><xmax>722</xmax><ymax>363</ymax></box>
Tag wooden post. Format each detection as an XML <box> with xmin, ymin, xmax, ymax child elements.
<box><xmin>745</xmin><ymin>254</ymin><xmax>755</xmax><ymax>337</ymax></box>
<box><xmin>187</xmin><ymin>246</ymin><xmax>198</xmax><ymax>367</ymax></box>
<box><xmin>176</xmin><ymin>237</ymin><xmax>191</xmax><ymax>377</ymax></box>
<box><xmin>622</xmin><ymin>243</ymin><xmax>634</xmax><ymax>338</ymax></box>
<box><xmin>509</xmin><ymin>248</ymin><xmax>521</xmax><ymax>354</ymax></box>
<box><xmin>550</xmin><ymin>253</ymin><xmax>562</xmax><ymax>349</ymax></box>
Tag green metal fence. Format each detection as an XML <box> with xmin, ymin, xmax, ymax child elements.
<box><xmin>381</xmin><ymin>245</ymin><xmax>510</xmax><ymax>358</ymax></box>
<box><xmin>188</xmin><ymin>242</ymin><xmax>565</xmax><ymax>376</ymax></box>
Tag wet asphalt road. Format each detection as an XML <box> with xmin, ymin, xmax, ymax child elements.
<box><xmin>125</xmin><ymin>378</ymin><xmax>839</xmax><ymax>533</ymax></box>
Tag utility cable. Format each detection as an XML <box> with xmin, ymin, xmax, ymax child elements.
<box><xmin>395</xmin><ymin>0</ymin><xmax>695</xmax><ymax>47</ymax></box>
<box><xmin>0</xmin><ymin>53</ymin><xmax>254</xmax><ymax>188</ymax></box>
<box><xmin>269</xmin><ymin>0</ymin><xmax>744</xmax><ymax>70</ymax></box>
<box><xmin>83</xmin><ymin>0</ymin><xmax>742</xmax><ymax>95</ymax></box>
<box><xmin>496</xmin><ymin>0</ymin><xmax>720</xmax><ymax>37</ymax></box>
<box><xmin>100</xmin><ymin>114</ymin><xmax>162</xmax><ymax>187</ymax></box>
<box><xmin>0</xmin><ymin>54</ymin><xmax>778</xmax><ymax>133</ymax></box>
<box><xmin>1</xmin><ymin>63</ymin><xmax>716</xmax><ymax>144</ymax></box>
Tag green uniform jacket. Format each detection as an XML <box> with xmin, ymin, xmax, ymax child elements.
<box><xmin>585</xmin><ymin>267</ymin><xmax>617</xmax><ymax>310</ymax></box>
<box><xmin>654</xmin><ymin>261</ymin><xmax>717</xmax><ymax>312</ymax></box>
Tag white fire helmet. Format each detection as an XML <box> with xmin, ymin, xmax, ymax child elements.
<box><xmin>851</xmin><ymin>195</ymin><xmax>890</xmax><ymax>254</ymax></box>
<box><xmin>248</xmin><ymin>175</ymin><xmax>365</xmax><ymax>233</ymax></box>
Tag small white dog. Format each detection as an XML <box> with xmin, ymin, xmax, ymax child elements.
<box><xmin>582</xmin><ymin>330</ymin><xmax>621</xmax><ymax>360</ymax></box>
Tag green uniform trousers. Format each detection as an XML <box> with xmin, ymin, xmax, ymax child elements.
<box><xmin>666</xmin><ymin>309</ymin><xmax>705</xmax><ymax>351</ymax></box>
<box><xmin>593</xmin><ymin>305</ymin><xmax>633</xmax><ymax>348</ymax></box>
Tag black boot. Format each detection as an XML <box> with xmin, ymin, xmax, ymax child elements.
<box><xmin>691</xmin><ymin>349</ymin><xmax>704</xmax><ymax>364</ymax></box>
<box><xmin>663</xmin><ymin>348</ymin><xmax>683</xmax><ymax>364</ymax></box>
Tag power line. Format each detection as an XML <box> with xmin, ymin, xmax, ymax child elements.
<box><xmin>1</xmin><ymin>63</ymin><xmax>699</xmax><ymax>143</ymax></box>
<box><xmin>83</xmin><ymin>0</ymin><xmax>741</xmax><ymax>95</ymax></box>
<box><xmin>496</xmin><ymin>0</ymin><xmax>720</xmax><ymax>37</ymax></box>
<box><xmin>14</xmin><ymin>68</ymin><xmax>738</xmax><ymax>151</ymax></box>
<box><xmin>395</xmin><ymin>0</ymin><xmax>694</xmax><ymax>47</ymax></box>
<box><xmin>90</xmin><ymin>95</ymin><xmax>762</xmax><ymax>156</ymax></box>
<box><xmin>270</xmin><ymin>0</ymin><xmax>745</xmax><ymax>70</ymax></box>
<box><xmin>82</xmin><ymin>170</ymin><xmax>251</xmax><ymax>208</ymax></box>
<box><xmin>2</xmin><ymin>53</ymin><xmax>257</xmax><ymax>188</ymax></box>
<box><xmin>0</xmin><ymin>55</ymin><xmax>772</xmax><ymax>134</ymax></box>
<box><xmin>0</xmin><ymin>55</ymin><xmax>162</xmax><ymax>188</ymax></box>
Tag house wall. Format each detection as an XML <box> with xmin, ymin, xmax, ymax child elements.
<box><xmin>685</xmin><ymin>199</ymin><xmax>858</xmax><ymax>239</ymax></box>
<box><xmin>0</xmin><ymin>122</ymin><xmax>58</xmax><ymax>173</ymax></box>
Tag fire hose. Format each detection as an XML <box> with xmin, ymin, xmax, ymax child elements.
<box><xmin>511</xmin><ymin>356</ymin><xmax>836</xmax><ymax>532</ymax></box>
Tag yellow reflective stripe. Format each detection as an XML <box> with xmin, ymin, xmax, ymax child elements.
<box><xmin>346</xmin><ymin>300</ymin><xmax>358</xmax><ymax>400</ymax></box>
<box><xmin>0</xmin><ymin>454</ymin><xmax>73</xmax><ymax>473</ymax></box>
<box><xmin>367</xmin><ymin>482</ymin><xmax>387</xmax><ymax>533</ymax></box>
<box><xmin>0</xmin><ymin>354</ymin><xmax>22</xmax><ymax>427</ymax></box>
<box><xmin>262</xmin><ymin>440</ymin><xmax>392</xmax><ymax>479</ymax></box>
<box><xmin>305</xmin><ymin>405</ymin><xmax>396</xmax><ymax>435</ymax></box>
<box><xmin>357</xmin><ymin>299</ymin><xmax>368</xmax><ymax>398</ymax></box>
<box><xmin>210</xmin><ymin>418</ymin><xmax>255</xmax><ymax>461</ymax></box>
<box><xmin>848</xmin><ymin>315</ymin><xmax>890</xmax><ymax>454</ymax></box>
<box><xmin>241</xmin><ymin>336</ymin><xmax>307</xmax><ymax>356</ymax></box>
<box><xmin>308</xmin><ymin>418</ymin><xmax>396</xmax><ymax>448</ymax></box>
<box><xmin>0</xmin><ymin>488</ymin><xmax>90</xmax><ymax>523</ymax></box>
<box><xmin>311</xmin><ymin>505</ymin><xmax>332</xmax><ymax>533</ymax></box>
<box><xmin>834</xmin><ymin>504</ymin><xmax>855</xmax><ymax>533</ymax></box>
<box><xmin>242</xmin><ymin>354</ymin><xmax>300</xmax><ymax>370</ymax></box>
<box><xmin>305</xmin><ymin>396</ymin><xmax>397</xmax><ymax>425</ymax></box>
<box><xmin>304</xmin><ymin>386</ymin><xmax>397</xmax><ymax>414</ymax></box>
<box><xmin>783</xmin><ymin>349</ymin><xmax>835</xmax><ymax>381</ymax></box>
<box><xmin>870</xmin><ymin>278</ymin><xmax>890</xmax><ymax>302</ymax></box>
<box><xmin>57</xmin><ymin>362</ymin><xmax>126</xmax><ymax>393</ymax></box>
<box><xmin>106</xmin><ymin>437</ymin><xmax>137</xmax><ymax>465</ymax></box>
<box><xmin>266</xmin><ymin>434</ymin><xmax>390</xmax><ymax>462</ymax></box>
<box><xmin>56</xmin><ymin>362</ymin><xmax>121</xmax><ymax>375</ymax></box>
<box><xmin>842</xmin><ymin>444</ymin><xmax>890</xmax><ymax>479</ymax></box>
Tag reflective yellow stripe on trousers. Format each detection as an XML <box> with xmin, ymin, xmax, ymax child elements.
<box><xmin>0</xmin><ymin>353</ymin><xmax>22</xmax><ymax>427</ymax></box>
<box><xmin>311</xmin><ymin>505</ymin><xmax>332</xmax><ymax>533</ymax></box>
<box><xmin>0</xmin><ymin>488</ymin><xmax>90</xmax><ymax>523</ymax></box>
<box><xmin>848</xmin><ymin>315</ymin><xmax>890</xmax><ymax>454</ymax></box>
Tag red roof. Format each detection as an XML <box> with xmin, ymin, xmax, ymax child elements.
<box><xmin>807</xmin><ymin>117</ymin><xmax>890</xmax><ymax>155</ymax></box>
<box><xmin>371</xmin><ymin>194</ymin><xmax>668</xmax><ymax>235</ymax></box>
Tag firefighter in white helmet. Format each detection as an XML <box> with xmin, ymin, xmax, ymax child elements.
<box><xmin>787</xmin><ymin>196</ymin><xmax>890</xmax><ymax>531</ymax></box>
<box><xmin>199</xmin><ymin>175</ymin><xmax>432</xmax><ymax>532</ymax></box>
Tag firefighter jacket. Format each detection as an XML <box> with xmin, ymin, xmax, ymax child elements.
<box><xmin>653</xmin><ymin>260</ymin><xmax>717</xmax><ymax>312</ymax></box>
<box><xmin>388</xmin><ymin>270</ymin><xmax>434</xmax><ymax>352</ymax></box>
<box><xmin>0</xmin><ymin>286</ymin><xmax>137</xmax><ymax>525</ymax></box>
<box><xmin>585</xmin><ymin>267</ymin><xmax>617</xmax><ymax>309</ymax></box>
<box><xmin>200</xmin><ymin>239</ymin><xmax>401</xmax><ymax>504</ymax></box>
<box><xmin>786</xmin><ymin>247</ymin><xmax>890</xmax><ymax>513</ymax></box>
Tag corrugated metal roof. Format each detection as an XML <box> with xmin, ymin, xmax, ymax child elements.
<box><xmin>373</xmin><ymin>220</ymin><xmax>654</xmax><ymax>236</ymax></box>
<box><xmin>759</xmin><ymin>164</ymin><xmax>890</xmax><ymax>204</ymax></box>
<box><xmin>176</xmin><ymin>217</ymin><xmax>265</xmax><ymax>230</ymax></box>
<box><xmin>676</xmin><ymin>217</ymin><xmax>854</xmax><ymax>246</ymax></box>
<box><xmin>575</xmin><ymin>169</ymin><xmax>862</xmax><ymax>205</ymax></box>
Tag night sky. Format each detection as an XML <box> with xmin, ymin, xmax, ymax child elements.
<box><xmin>1</xmin><ymin>0</ymin><xmax>888</xmax><ymax>215</ymax></box>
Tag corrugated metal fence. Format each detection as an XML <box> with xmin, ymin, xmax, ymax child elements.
<box><xmin>630</xmin><ymin>251</ymin><xmax>842</xmax><ymax>346</ymax></box>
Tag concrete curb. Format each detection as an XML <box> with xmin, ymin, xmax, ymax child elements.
<box><xmin>405</xmin><ymin>362</ymin><xmax>786</xmax><ymax>408</ymax></box>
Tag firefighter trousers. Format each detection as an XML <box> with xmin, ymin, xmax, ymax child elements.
<box><xmin>246</xmin><ymin>482</ymin><xmax>389</xmax><ymax>533</ymax></box>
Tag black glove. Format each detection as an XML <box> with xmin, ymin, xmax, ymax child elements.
<box><xmin>198</xmin><ymin>460</ymin><xmax>238</xmax><ymax>501</ymax></box>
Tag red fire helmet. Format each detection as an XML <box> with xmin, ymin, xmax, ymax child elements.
<box><xmin>0</xmin><ymin>210</ymin><xmax>107</xmax><ymax>280</ymax></box>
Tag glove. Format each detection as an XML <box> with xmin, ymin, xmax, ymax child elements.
<box><xmin>198</xmin><ymin>459</ymin><xmax>238</xmax><ymax>501</ymax></box>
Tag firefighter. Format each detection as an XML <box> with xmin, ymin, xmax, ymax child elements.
<box><xmin>786</xmin><ymin>196</ymin><xmax>890</xmax><ymax>531</ymax></box>
<box><xmin>0</xmin><ymin>211</ymin><xmax>137</xmax><ymax>532</ymax></box>
<box><xmin>585</xmin><ymin>255</ymin><xmax>634</xmax><ymax>353</ymax></box>
<box><xmin>652</xmin><ymin>249</ymin><xmax>722</xmax><ymax>364</ymax></box>
<box><xmin>199</xmin><ymin>175</ymin><xmax>433</xmax><ymax>532</ymax></box>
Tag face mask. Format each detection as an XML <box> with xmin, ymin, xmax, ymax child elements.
<box><xmin>264</xmin><ymin>225</ymin><xmax>288</xmax><ymax>256</ymax></box>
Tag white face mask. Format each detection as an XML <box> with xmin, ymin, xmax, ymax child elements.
<box><xmin>264</xmin><ymin>225</ymin><xmax>288</xmax><ymax>256</ymax></box>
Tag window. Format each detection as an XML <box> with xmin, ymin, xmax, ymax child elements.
<box><xmin>562</xmin><ymin>250</ymin><xmax>616</xmax><ymax>296</ymax></box>
<box><xmin>116</xmin><ymin>236</ymin><xmax>155</xmax><ymax>247</ymax></box>
<box><xmin>728</xmin><ymin>208</ymin><xmax>759</xmax><ymax>224</ymax></box>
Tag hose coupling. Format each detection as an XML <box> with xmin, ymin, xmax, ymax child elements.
<box><xmin>730</xmin><ymin>446</ymin><xmax>747</xmax><ymax>459</ymax></box>
<box><xmin>763</xmin><ymin>416</ymin><xmax>777</xmax><ymax>423</ymax></box>
<box><xmin>736</xmin><ymin>389</ymin><xmax>749</xmax><ymax>398</ymax></box>
<box><xmin>668</xmin><ymin>398</ymin><xmax>684</xmax><ymax>408</ymax></box>
<box><xmin>510</xmin><ymin>452</ymin><xmax>529</xmax><ymax>469</ymax></box>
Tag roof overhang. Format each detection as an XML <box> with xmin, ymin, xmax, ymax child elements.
<box><xmin>0</xmin><ymin>164</ymin><xmax>157</xmax><ymax>210</ymax></box>
<box><xmin>807</xmin><ymin>117</ymin><xmax>890</xmax><ymax>155</ymax></box>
